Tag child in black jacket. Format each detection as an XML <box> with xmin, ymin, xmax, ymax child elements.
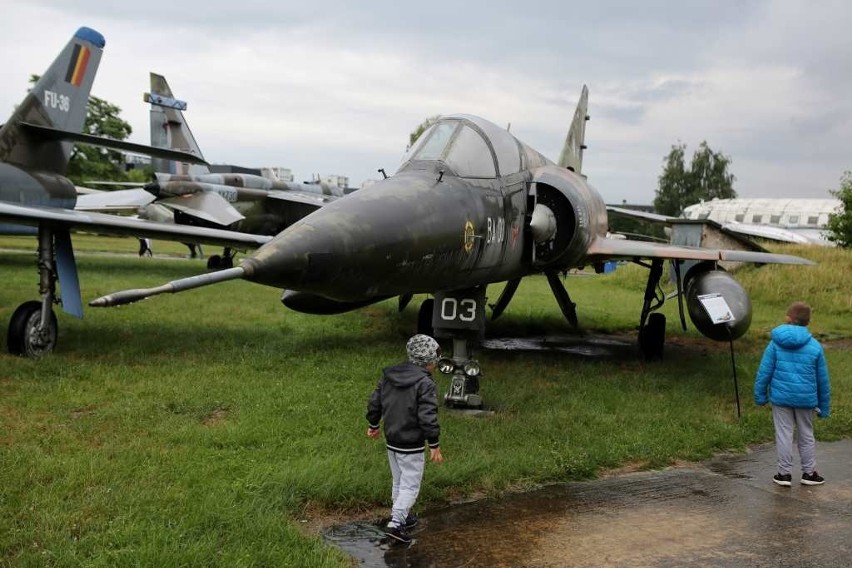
<box><xmin>367</xmin><ymin>334</ymin><xmax>444</xmax><ymax>543</ymax></box>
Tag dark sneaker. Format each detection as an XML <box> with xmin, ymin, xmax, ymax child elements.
<box><xmin>773</xmin><ymin>473</ymin><xmax>792</xmax><ymax>486</ymax></box>
<box><xmin>384</xmin><ymin>524</ymin><xmax>412</xmax><ymax>544</ymax></box>
<box><xmin>801</xmin><ymin>471</ymin><xmax>825</xmax><ymax>486</ymax></box>
<box><xmin>404</xmin><ymin>513</ymin><xmax>418</xmax><ymax>529</ymax></box>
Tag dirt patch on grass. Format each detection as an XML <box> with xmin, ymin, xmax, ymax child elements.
<box><xmin>201</xmin><ymin>408</ymin><xmax>229</xmax><ymax>426</ymax></box>
<box><xmin>599</xmin><ymin>460</ymin><xmax>651</xmax><ymax>477</ymax></box>
<box><xmin>824</xmin><ymin>338</ymin><xmax>852</xmax><ymax>351</ymax></box>
<box><xmin>70</xmin><ymin>405</ymin><xmax>97</xmax><ymax>419</ymax></box>
<box><xmin>297</xmin><ymin>502</ymin><xmax>386</xmax><ymax>537</ymax></box>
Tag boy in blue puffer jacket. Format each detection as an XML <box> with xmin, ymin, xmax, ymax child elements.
<box><xmin>755</xmin><ymin>302</ymin><xmax>831</xmax><ymax>486</ymax></box>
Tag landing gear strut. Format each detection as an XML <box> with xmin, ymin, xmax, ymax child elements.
<box><xmin>637</xmin><ymin>258</ymin><xmax>666</xmax><ymax>361</ymax></box>
<box><xmin>428</xmin><ymin>289</ymin><xmax>485</xmax><ymax>409</ymax></box>
<box><xmin>438</xmin><ymin>337</ymin><xmax>482</xmax><ymax>408</ymax></box>
<box><xmin>7</xmin><ymin>226</ymin><xmax>59</xmax><ymax>357</ymax></box>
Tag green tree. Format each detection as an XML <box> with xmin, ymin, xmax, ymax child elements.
<box><xmin>408</xmin><ymin>115</ymin><xmax>440</xmax><ymax>149</ymax></box>
<box><xmin>825</xmin><ymin>171</ymin><xmax>852</xmax><ymax>248</ymax></box>
<box><xmin>653</xmin><ymin>141</ymin><xmax>736</xmax><ymax>216</ymax></box>
<box><xmin>66</xmin><ymin>95</ymin><xmax>133</xmax><ymax>184</ymax></box>
<box><xmin>29</xmin><ymin>75</ymin><xmax>134</xmax><ymax>185</ymax></box>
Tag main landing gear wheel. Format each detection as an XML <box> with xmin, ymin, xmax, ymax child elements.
<box><xmin>7</xmin><ymin>301</ymin><xmax>58</xmax><ymax>358</ymax></box>
<box><xmin>639</xmin><ymin>312</ymin><xmax>666</xmax><ymax>361</ymax></box>
<box><xmin>417</xmin><ymin>299</ymin><xmax>434</xmax><ymax>336</ymax></box>
<box><xmin>206</xmin><ymin>254</ymin><xmax>234</xmax><ymax>270</ymax></box>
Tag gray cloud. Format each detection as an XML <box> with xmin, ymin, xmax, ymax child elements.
<box><xmin>1</xmin><ymin>0</ymin><xmax>849</xmax><ymax>201</ymax></box>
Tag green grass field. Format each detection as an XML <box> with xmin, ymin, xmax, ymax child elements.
<box><xmin>1</xmin><ymin>236</ymin><xmax>850</xmax><ymax>566</ymax></box>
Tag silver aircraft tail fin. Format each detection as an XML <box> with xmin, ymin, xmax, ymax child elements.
<box><xmin>145</xmin><ymin>72</ymin><xmax>208</xmax><ymax>175</ymax></box>
<box><xmin>0</xmin><ymin>27</ymin><xmax>105</xmax><ymax>173</ymax></box>
<box><xmin>557</xmin><ymin>84</ymin><xmax>589</xmax><ymax>176</ymax></box>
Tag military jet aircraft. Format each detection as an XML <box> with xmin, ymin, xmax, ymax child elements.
<box><xmin>79</xmin><ymin>73</ymin><xmax>348</xmax><ymax>269</ymax></box>
<box><xmin>91</xmin><ymin>83</ymin><xmax>813</xmax><ymax>407</ymax></box>
<box><xmin>0</xmin><ymin>27</ymin><xmax>273</xmax><ymax>357</ymax></box>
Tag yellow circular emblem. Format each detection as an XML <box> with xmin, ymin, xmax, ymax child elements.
<box><xmin>464</xmin><ymin>220</ymin><xmax>475</xmax><ymax>253</ymax></box>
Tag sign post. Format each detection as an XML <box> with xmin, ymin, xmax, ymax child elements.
<box><xmin>697</xmin><ymin>293</ymin><xmax>741</xmax><ymax>419</ymax></box>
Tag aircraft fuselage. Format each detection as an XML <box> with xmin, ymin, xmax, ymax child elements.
<box><xmin>0</xmin><ymin>162</ymin><xmax>77</xmax><ymax>234</ymax></box>
<box><xmin>241</xmin><ymin>159</ymin><xmax>609</xmax><ymax>303</ymax></box>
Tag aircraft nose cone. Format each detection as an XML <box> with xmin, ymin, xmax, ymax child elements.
<box><xmin>238</xmin><ymin>171</ymin><xmax>466</xmax><ymax>301</ymax></box>
<box><xmin>240</xmin><ymin>221</ymin><xmax>320</xmax><ymax>290</ymax></box>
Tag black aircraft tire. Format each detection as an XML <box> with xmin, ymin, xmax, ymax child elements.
<box><xmin>417</xmin><ymin>299</ymin><xmax>435</xmax><ymax>336</ymax></box>
<box><xmin>640</xmin><ymin>312</ymin><xmax>666</xmax><ymax>361</ymax></box>
<box><xmin>221</xmin><ymin>256</ymin><xmax>234</xmax><ymax>269</ymax></box>
<box><xmin>207</xmin><ymin>255</ymin><xmax>222</xmax><ymax>270</ymax></box>
<box><xmin>7</xmin><ymin>301</ymin><xmax>58</xmax><ymax>358</ymax></box>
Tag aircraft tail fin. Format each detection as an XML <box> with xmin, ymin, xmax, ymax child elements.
<box><xmin>0</xmin><ymin>27</ymin><xmax>105</xmax><ymax>173</ymax></box>
<box><xmin>557</xmin><ymin>85</ymin><xmax>589</xmax><ymax>175</ymax></box>
<box><xmin>145</xmin><ymin>72</ymin><xmax>208</xmax><ymax>175</ymax></box>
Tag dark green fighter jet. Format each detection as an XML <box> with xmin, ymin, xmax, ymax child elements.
<box><xmin>92</xmin><ymin>86</ymin><xmax>812</xmax><ymax>407</ymax></box>
<box><xmin>0</xmin><ymin>27</ymin><xmax>274</xmax><ymax>357</ymax></box>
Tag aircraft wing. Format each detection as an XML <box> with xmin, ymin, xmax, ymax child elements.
<box><xmin>266</xmin><ymin>189</ymin><xmax>339</xmax><ymax>208</ymax></box>
<box><xmin>157</xmin><ymin>192</ymin><xmax>245</xmax><ymax>226</ymax></box>
<box><xmin>719</xmin><ymin>222</ymin><xmax>813</xmax><ymax>245</ymax></box>
<box><xmin>606</xmin><ymin>206</ymin><xmax>673</xmax><ymax>223</ymax></box>
<box><xmin>75</xmin><ymin>188</ymin><xmax>157</xmax><ymax>212</ymax></box>
<box><xmin>586</xmin><ymin>236</ymin><xmax>814</xmax><ymax>265</ymax></box>
<box><xmin>0</xmin><ymin>202</ymin><xmax>270</xmax><ymax>249</ymax></box>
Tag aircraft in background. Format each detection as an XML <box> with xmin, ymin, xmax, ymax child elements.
<box><xmin>0</xmin><ymin>27</ymin><xmax>272</xmax><ymax>357</ymax></box>
<box><xmin>80</xmin><ymin>73</ymin><xmax>349</xmax><ymax>269</ymax></box>
<box><xmin>681</xmin><ymin>198</ymin><xmax>840</xmax><ymax>246</ymax></box>
<box><xmin>92</xmin><ymin>85</ymin><xmax>813</xmax><ymax>407</ymax></box>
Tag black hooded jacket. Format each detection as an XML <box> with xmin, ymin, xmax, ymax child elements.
<box><xmin>366</xmin><ymin>362</ymin><xmax>440</xmax><ymax>453</ymax></box>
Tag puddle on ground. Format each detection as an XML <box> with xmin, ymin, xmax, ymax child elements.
<box><xmin>324</xmin><ymin>440</ymin><xmax>852</xmax><ymax>567</ymax></box>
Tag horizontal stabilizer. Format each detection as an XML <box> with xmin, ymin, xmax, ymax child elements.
<box><xmin>18</xmin><ymin>122</ymin><xmax>208</xmax><ymax>165</ymax></box>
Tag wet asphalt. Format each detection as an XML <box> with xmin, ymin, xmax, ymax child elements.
<box><xmin>324</xmin><ymin>439</ymin><xmax>852</xmax><ymax>567</ymax></box>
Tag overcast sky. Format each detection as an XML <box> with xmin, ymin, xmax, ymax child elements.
<box><xmin>1</xmin><ymin>0</ymin><xmax>850</xmax><ymax>203</ymax></box>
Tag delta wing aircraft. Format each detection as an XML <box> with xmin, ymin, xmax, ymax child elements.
<box><xmin>80</xmin><ymin>73</ymin><xmax>348</xmax><ymax>269</ymax></box>
<box><xmin>0</xmin><ymin>27</ymin><xmax>272</xmax><ymax>357</ymax></box>
<box><xmin>92</xmin><ymin>85</ymin><xmax>813</xmax><ymax>407</ymax></box>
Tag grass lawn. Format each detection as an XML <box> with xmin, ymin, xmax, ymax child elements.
<box><xmin>1</xmin><ymin>237</ymin><xmax>850</xmax><ymax>566</ymax></box>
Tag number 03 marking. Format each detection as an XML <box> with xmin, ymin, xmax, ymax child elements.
<box><xmin>440</xmin><ymin>298</ymin><xmax>477</xmax><ymax>322</ymax></box>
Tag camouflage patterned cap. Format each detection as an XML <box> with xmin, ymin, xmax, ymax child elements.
<box><xmin>406</xmin><ymin>334</ymin><xmax>440</xmax><ymax>366</ymax></box>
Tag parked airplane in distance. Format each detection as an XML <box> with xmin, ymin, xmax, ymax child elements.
<box><xmin>682</xmin><ymin>198</ymin><xmax>841</xmax><ymax>246</ymax></box>
<box><xmin>79</xmin><ymin>72</ymin><xmax>349</xmax><ymax>269</ymax></box>
<box><xmin>0</xmin><ymin>27</ymin><xmax>272</xmax><ymax>357</ymax></box>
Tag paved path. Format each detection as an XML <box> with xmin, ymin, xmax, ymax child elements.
<box><xmin>324</xmin><ymin>440</ymin><xmax>852</xmax><ymax>567</ymax></box>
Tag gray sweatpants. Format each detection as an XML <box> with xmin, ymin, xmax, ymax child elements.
<box><xmin>772</xmin><ymin>405</ymin><xmax>816</xmax><ymax>476</ymax></box>
<box><xmin>387</xmin><ymin>450</ymin><xmax>425</xmax><ymax>527</ymax></box>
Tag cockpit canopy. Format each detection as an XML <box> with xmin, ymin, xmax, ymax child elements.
<box><xmin>399</xmin><ymin>114</ymin><xmax>529</xmax><ymax>179</ymax></box>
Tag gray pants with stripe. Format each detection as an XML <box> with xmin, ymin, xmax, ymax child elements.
<box><xmin>387</xmin><ymin>450</ymin><xmax>425</xmax><ymax>527</ymax></box>
<box><xmin>772</xmin><ymin>405</ymin><xmax>816</xmax><ymax>476</ymax></box>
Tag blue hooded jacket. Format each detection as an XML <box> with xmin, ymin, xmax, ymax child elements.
<box><xmin>754</xmin><ymin>324</ymin><xmax>830</xmax><ymax>416</ymax></box>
